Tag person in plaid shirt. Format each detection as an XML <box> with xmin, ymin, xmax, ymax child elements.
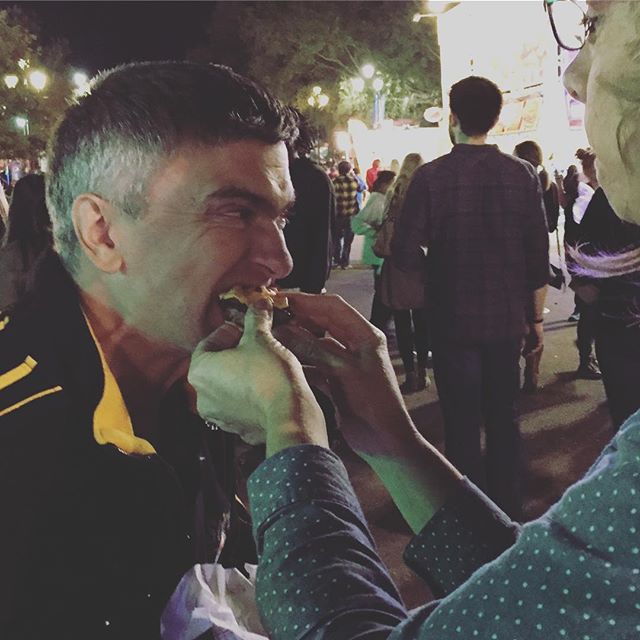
<box><xmin>332</xmin><ymin>161</ymin><xmax>363</xmax><ymax>268</ymax></box>
<box><xmin>392</xmin><ymin>76</ymin><xmax>549</xmax><ymax>520</ymax></box>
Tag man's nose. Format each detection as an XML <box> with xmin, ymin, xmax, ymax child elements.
<box><xmin>250</xmin><ymin>219</ymin><xmax>293</xmax><ymax>280</ymax></box>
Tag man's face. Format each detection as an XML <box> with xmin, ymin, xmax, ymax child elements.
<box><xmin>110</xmin><ymin>139</ymin><xmax>294</xmax><ymax>350</ymax></box>
<box><xmin>563</xmin><ymin>0</ymin><xmax>640</xmax><ymax>223</ymax></box>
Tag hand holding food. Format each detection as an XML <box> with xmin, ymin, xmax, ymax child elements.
<box><xmin>188</xmin><ymin>294</ymin><xmax>328</xmax><ymax>456</ymax></box>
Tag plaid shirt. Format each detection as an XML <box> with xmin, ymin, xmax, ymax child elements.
<box><xmin>333</xmin><ymin>174</ymin><xmax>360</xmax><ymax>217</ymax></box>
<box><xmin>392</xmin><ymin>144</ymin><xmax>549</xmax><ymax>343</ymax></box>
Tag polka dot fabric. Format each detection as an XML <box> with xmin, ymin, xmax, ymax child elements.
<box><xmin>248</xmin><ymin>445</ymin><xmax>407</xmax><ymax>638</ymax></box>
<box><xmin>247</xmin><ymin>413</ymin><xmax>640</xmax><ymax>639</ymax></box>
<box><xmin>391</xmin><ymin>414</ymin><xmax>640</xmax><ymax>639</ymax></box>
<box><xmin>404</xmin><ymin>478</ymin><xmax>519</xmax><ymax>598</ymax></box>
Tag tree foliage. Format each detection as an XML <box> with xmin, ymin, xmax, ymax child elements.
<box><xmin>189</xmin><ymin>1</ymin><xmax>442</xmax><ymax>135</ymax></box>
<box><xmin>0</xmin><ymin>7</ymin><xmax>71</xmax><ymax>159</ymax></box>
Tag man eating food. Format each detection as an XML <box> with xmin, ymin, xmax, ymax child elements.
<box><xmin>0</xmin><ymin>61</ymin><xmax>300</xmax><ymax>638</ymax></box>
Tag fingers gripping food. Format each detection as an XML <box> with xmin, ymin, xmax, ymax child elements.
<box><xmin>219</xmin><ymin>286</ymin><xmax>292</xmax><ymax>327</ymax></box>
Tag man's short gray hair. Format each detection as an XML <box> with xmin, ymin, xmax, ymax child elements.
<box><xmin>46</xmin><ymin>61</ymin><xmax>298</xmax><ymax>273</ymax></box>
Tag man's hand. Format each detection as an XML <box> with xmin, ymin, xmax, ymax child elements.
<box><xmin>188</xmin><ymin>299</ymin><xmax>327</xmax><ymax>456</ymax></box>
<box><xmin>274</xmin><ymin>293</ymin><xmax>422</xmax><ymax>459</ymax></box>
<box><xmin>522</xmin><ymin>321</ymin><xmax>544</xmax><ymax>358</ymax></box>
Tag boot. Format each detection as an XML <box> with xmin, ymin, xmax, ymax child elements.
<box><xmin>576</xmin><ymin>355</ymin><xmax>602</xmax><ymax>380</ymax></box>
<box><xmin>400</xmin><ymin>371</ymin><xmax>417</xmax><ymax>394</ymax></box>
<box><xmin>416</xmin><ymin>367</ymin><xmax>430</xmax><ymax>391</ymax></box>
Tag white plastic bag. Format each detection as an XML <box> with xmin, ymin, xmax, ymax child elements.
<box><xmin>161</xmin><ymin>563</ymin><xmax>267</xmax><ymax>640</ymax></box>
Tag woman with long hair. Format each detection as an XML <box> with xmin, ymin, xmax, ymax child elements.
<box><xmin>0</xmin><ymin>174</ymin><xmax>52</xmax><ymax>308</ymax></box>
<box><xmin>378</xmin><ymin>152</ymin><xmax>429</xmax><ymax>393</ymax></box>
<box><xmin>513</xmin><ymin>140</ymin><xmax>560</xmax><ymax>391</ymax></box>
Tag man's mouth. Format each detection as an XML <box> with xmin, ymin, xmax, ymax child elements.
<box><xmin>218</xmin><ymin>286</ymin><xmax>292</xmax><ymax>327</ymax></box>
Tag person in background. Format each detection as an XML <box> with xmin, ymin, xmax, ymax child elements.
<box><xmin>571</xmin><ymin>186</ymin><xmax>640</xmax><ymax>428</ymax></box>
<box><xmin>0</xmin><ymin>174</ymin><xmax>52</xmax><ymax>309</ymax></box>
<box><xmin>389</xmin><ymin>158</ymin><xmax>401</xmax><ymax>174</ymax></box>
<box><xmin>0</xmin><ymin>181</ymin><xmax>8</xmax><ymax>242</ymax></box>
<box><xmin>351</xmin><ymin>169</ymin><xmax>396</xmax><ymax>332</ymax></box>
<box><xmin>394</xmin><ymin>77</ymin><xmax>549</xmax><ymax>519</ymax></box>
<box><xmin>379</xmin><ymin>152</ymin><xmax>430</xmax><ymax>394</ymax></box>
<box><xmin>332</xmin><ymin>160</ymin><xmax>363</xmax><ymax>269</ymax></box>
<box><xmin>564</xmin><ymin>149</ymin><xmax>602</xmax><ymax>379</ymax></box>
<box><xmin>513</xmin><ymin>140</ymin><xmax>559</xmax><ymax>392</ymax></box>
<box><xmin>365</xmin><ymin>158</ymin><xmax>381</xmax><ymax>190</ymax></box>
<box><xmin>353</xmin><ymin>162</ymin><xmax>368</xmax><ymax>211</ymax></box>
<box><xmin>188</xmin><ymin>3</ymin><xmax>640</xmax><ymax>637</ymax></box>
<box><xmin>277</xmin><ymin>110</ymin><xmax>335</xmax><ymax>294</ymax></box>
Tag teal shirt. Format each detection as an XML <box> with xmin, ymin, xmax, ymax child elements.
<box><xmin>351</xmin><ymin>191</ymin><xmax>387</xmax><ymax>268</ymax></box>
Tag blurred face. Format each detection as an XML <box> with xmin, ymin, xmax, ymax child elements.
<box><xmin>563</xmin><ymin>0</ymin><xmax>640</xmax><ymax>223</ymax></box>
<box><xmin>111</xmin><ymin>140</ymin><xmax>294</xmax><ymax>350</ymax></box>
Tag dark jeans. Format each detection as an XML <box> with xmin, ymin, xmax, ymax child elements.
<box><xmin>333</xmin><ymin>216</ymin><xmax>354</xmax><ymax>267</ymax></box>
<box><xmin>393</xmin><ymin>307</ymin><xmax>429</xmax><ymax>374</ymax></box>
<box><xmin>370</xmin><ymin>268</ymin><xmax>393</xmax><ymax>333</ymax></box>
<box><xmin>596</xmin><ymin>318</ymin><xmax>640</xmax><ymax>429</ymax></box>
<box><xmin>432</xmin><ymin>337</ymin><xmax>523</xmax><ymax>520</ymax></box>
<box><xmin>576</xmin><ymin>296</ymin><xmax>597</xmax><ymax>364</ymax></box>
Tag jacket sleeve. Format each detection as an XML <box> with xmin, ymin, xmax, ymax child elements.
<box><xmin>248</xmin><ymin>445</ymin><xmax>519</xmax><ymax>639</ymax></box>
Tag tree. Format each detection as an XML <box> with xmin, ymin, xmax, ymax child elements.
<box><xmin>189</xmin><ymin>1</ymin><xmax>442</xmax><ymax>137</ymax></box>
<box><xmin>0</xmin><ymin>7</ymin><xmax>71</xmax><ymax>161</ymax></box>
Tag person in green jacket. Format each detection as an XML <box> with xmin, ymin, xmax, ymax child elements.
<box><xmin>351</xmin><ymin>169</ymin><xmax>396</xmax><ymax>331</ymax></box>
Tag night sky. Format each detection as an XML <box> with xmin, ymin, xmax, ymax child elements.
<box><xmin>4</xmin><ymin>2</ymin><xmax>216</xmax><ymax>74</ymax></box>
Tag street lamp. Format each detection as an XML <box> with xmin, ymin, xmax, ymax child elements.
<box><xmin>307</xmin><ymin>86</ymin><xmax>329</xmax><ymax>109</ymax></box>
<box><xmin>73</xmin><ymin>71</ymin><xmax>90</xmax><ymax>96</ymax></box>
<box><xmin>28</xmin><ymin>70</ymin><xmax>47</xmax><ymax>91</ymax></box>
<box><xmin>352</xmin><ymin>65</ymin><xmax>386</xmax><ymax>128</ymax></box>
<box><xmin>14</xmin><ymin>116</ymin><xmax>29</xmax><ymax>136</ymax></box>
<box><xmin>4</xmin><ymin>74</ymin><xmax>19</xmax><ymax>89</ymax></box>
<box><xmin>361</xmin><ymin>64</ymin><xmax>375</xmax><ymax>80</ymax></box>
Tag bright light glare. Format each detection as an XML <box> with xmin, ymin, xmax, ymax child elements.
<box><xmin>4</xmin><ymin>74</ymin><xmax>19</xmax><ymax>89</ymax></box>
<box><xmin>312</xmin><ymin>85</ymin><xmax>322</xmax><ymax>96</ymax></box>
<box><xmin>335</xmin><ymin>131</ymin><xmax>351</xmax><ymax>152</ymax></box>
<box><xmin>307</xmin><ymin>96</ymin><xmax>316</xmax><ymax>107</ymax></box>
<box><xmin>372</xmin><ymin>77</ymin><xmax>384</xmax><ymax>92</ymax></box>
<box><xmin>351</xmin><ymin>77</ymin><xmax>365</xmax><ymax>92</ymax></box>
<box><xmin>317</xmin><ymin>94</ymin><xmax>329</xmax><ymax>108</ymax></box>
<box><xmin>413</xmin><ymin>13</ymin><xmax>423</xmax><ymax>22</ymax></box>
<box><xmin>361</xmin><ymin>64</ymin><xmax>375</xmax><ymax>79</ymax></box>
<box><xmin>73</xmin><ymin>72</ymin><xmax>88</xmax><ymax>88</ymax></box>
<box><xmin>28</xmin><ymin>70</ymin><xmax>47</xmax><ymax>91</ymax></box>
<box><xmin>17</xmin><ymin>58</ymin><xmax>28</xmax><ymax>70</ymax></box>
<box><xmin>14</xmin><ymin>116</ymin><xmax>28</xmax><ymax>129</ymax></box>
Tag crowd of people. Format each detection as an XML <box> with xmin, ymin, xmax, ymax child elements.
<box><xmin>0</xmin><ymin>0</ymin><xmax>639</xmax><ymax>638</ymax></box>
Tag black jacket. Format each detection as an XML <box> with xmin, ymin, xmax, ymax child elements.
<box><xmin>278</xmin><ymin>156</ymin><xmax>335</xmax><ymax>293</ymax></box>
<box><xmin>0</xmin><ymin>253</ymin><xmax>254</xmax><ymax>638</ymax></box>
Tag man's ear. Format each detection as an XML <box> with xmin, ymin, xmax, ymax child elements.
<box><xmin>449</xmin><ymin>112</ymin><xmax>459</xmax><ymax>127</ymax></box>
<box><xmin>71</xmin><ymin>194</ymin><xmax>123</xmax><ymax>274</ymax></box>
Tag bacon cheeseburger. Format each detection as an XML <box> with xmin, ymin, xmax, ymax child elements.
<box><xmin>218</xmin><ymin>286</ymin><xmax>292</xmax><ymax>327</ymax></box>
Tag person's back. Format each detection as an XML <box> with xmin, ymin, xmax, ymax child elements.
<box><xmin>411</xmin><ymin>145</ymin><xmax>548</xmax><ymax>342</ymax></box>
<box><xmin>279</xmin><ymin>154</ymin><xmax>335</xmax><ymax>293</ymax></box>
<box><xmin>0</xmin><ymin>174</ymin><xmax>52</xmax><ymax>310</ymax></box>
<box><xmin>392</xmin><ymin>76</ymin><xmax>548</xmax><ymax>519</ymax></box>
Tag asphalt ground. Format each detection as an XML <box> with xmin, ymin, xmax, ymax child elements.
<box><xmin>324</xmin><ymin>264</ymin><xmax>613</xmax><ymax>608</ymax></box>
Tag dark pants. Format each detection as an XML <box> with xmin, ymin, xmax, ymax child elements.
<box><xmin>393</xmin><ymin>308</ymin><xmax>429</xmax><ymax>374</ymax></box>
<box><xmin>432</xmin><ymin>338</ymin><xmax>523</xmax><ymax>520</ymax></box>
<box><xmin>576</xmin><ymin>296</ymin><xmax>597</xmax><ymax>364</ymax></box>
<box><xmin>333</xmin><ymin>216</ymin><xmax>354</xmax><ymax>268</ymax></box>
<box><xmin>370</xmin><ymin>268</ymin><xmax>393</xmax><ymax>333</ymax></box>
<box><xmin>596</xmin><ymin>318</ymin><xmax>640</xmax><ymax>429</ymax></box>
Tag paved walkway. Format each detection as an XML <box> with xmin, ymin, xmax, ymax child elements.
<box><xmin>325</xmin><ymin>265</ymin><xmax>613</xmax><ymax>607</ymax></box>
